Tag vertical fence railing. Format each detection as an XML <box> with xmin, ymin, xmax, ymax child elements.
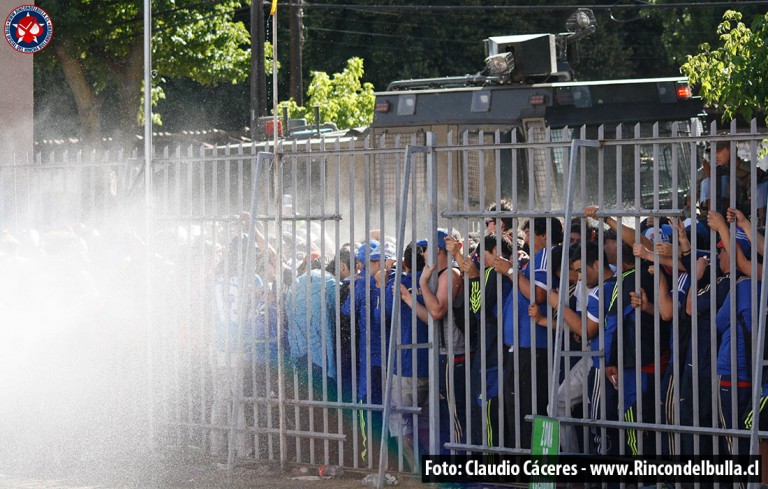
<box><xmin>4</xmin><ymin>125</ymin><xmax>768</xmax><ymax>477</ymax></box>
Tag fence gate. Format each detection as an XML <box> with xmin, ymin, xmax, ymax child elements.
<box><xmin>1</xmin><ymin>123</ymin><xmax>768</xmax><ymax>483</ymax></box>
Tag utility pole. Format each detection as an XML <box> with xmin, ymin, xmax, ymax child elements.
<box><xmin>250</xmin><ymin>0</ymin><xmax>267</xmax><ymax>141</ymax></box>
<box><xmin>289</xmin><ymin>0</ymin><xmax>303</xmax><ymax>106</ymax></box>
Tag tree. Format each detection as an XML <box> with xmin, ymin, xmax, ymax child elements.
<box><xmin>681</xmin><ymin>10</ymin><xmax>768</xmax><ymax>125</ymax></box>
<box><xmin>277</xmin><ymin>57</ymin><xmax>375</xmax><ymax>130</ymax></box>
<box><xmin>36</xmin><ymin>1</ymin><xmax>267</xmax><ymax>143</ymax></box>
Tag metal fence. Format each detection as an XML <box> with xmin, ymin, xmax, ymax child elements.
<box><xmin>2</xmin><ymin>122</ymin><xmax>768</xmax><ymax>477</ymax></box>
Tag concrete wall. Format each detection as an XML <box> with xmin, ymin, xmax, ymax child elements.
<box><xmin>0</xmin><ymin>0</ymin><xmax>34</xmax><ymax>164</ymax></box>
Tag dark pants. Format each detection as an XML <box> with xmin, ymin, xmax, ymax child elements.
<box><xmin>718</xmin><ymin>379</ymin><xmax>752</xmax><ymax>456</ymax></box>
<box><xmin>661</xmin><ymin>356</ymin><xmax>716</xmax><ymax>455</ymax></box>
<box><xmin>469</xmin><ymin>359</ymin><xmax>499</xmax><ymax>448</ymax></box>
<box><xmin>615</xmin><ymin>368</ymin><xmax>656</xmax><ymax>456</ymax></box>
<box><xmin>438</xmin><ymin>355</ymin><xmax>467</xmax><ymax>454</ymax></box>
<box><xmin>587</xmin><ymin>366</ymin><xmax>620</xmax><ymax>455</ymax></box>
<box><xmin>503</xmin><ymin>347</ymin><xmax>516</xmax><ymax>448</ymax></box>
<box><xmin>679</xmin><ymin>324</ymin><xmax>716</xmax><ymax>455</ymax></box>
<box><xmin>516</xmin><ymin>347</ymin><xmax>549</xmax><ymax>449</ymax></box>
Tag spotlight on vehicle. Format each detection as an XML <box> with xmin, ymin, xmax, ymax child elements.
<box><xmin>485</xmin><ymin>52</ymin><xmax>515</xmax><ymax>78</ymax></box>
<box><xmin>565</xmin><ymin>8</ymin><xmax>597</xmax><ymax>41</ymax></box>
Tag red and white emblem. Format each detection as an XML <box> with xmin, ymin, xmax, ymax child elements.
<box><xmin>5</xmin><ymin>5</ymin><xmax>53</xmax><ymax>53</ymax></box>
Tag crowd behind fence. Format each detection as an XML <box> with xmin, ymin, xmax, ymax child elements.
<box><xmin>1</xmin><ymin>123</ymin><xmax>768</xmax><ymax>474</ymax></box>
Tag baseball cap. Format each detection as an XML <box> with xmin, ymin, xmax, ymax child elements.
<box><xmin>417</xmin><ymin>229</ymin><xmax>449</xmax><ymax>250</ymax></box>
<box><xmin>436</xmin><ymin>229</ymin><xmax>448</xmax><ymax>250</ymax></box>
<box><xmin>355</xmin><ymin>239</ymin><xmax>380</xmax><ymax>263</ymax></box>
<box><xmin>369</xmin><ymin>242</ymin><xmax>397</xmax><ymax>262</ymax></box>
<box><xmin>644</xmin><ymin>227</ymin><xmax>671</xmax><ymax>243</ymax></box>
<box><xmin>383</xmin><ymin>241</ymin><xmax>397</xmax><ymax>260</ymax></box>
<box><xmin>368</xmin><ymin>247</ymin><xmax>383</xmax><ymax>261</ymax></box>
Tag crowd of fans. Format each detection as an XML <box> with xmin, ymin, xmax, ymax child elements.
<box><xmin>212</xmin><ymin>196</ymin><xmax>767</xmax><ymax>469</ymax></box>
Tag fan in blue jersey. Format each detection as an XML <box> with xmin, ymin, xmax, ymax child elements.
<box><xmin>676</xmin><ymin>241</ymin><xmax>732</xmax><ymax>456</ymax></box>
<box><xmin>531</xmin><ymin>240</ymin><xmax>625</xmax><ymax>454</ymax></box>
<box><xmin>340</xmin><ymin>239</ymin><xmax>386</xmax><ymax>464</ymax></box>
<box><xmin>715</xmin><ymin>277</ymin><xmax>763</xmax><ymax>456</ymax></box>
<box><xmin>379</xmin><ymin>241</ymin><xmax>429</xmax><ymax>470</ymax></box>
<box><xmin>501</xmin><ymin>217</ymin><xmax>563</xmax><ymax>449</ymax></box>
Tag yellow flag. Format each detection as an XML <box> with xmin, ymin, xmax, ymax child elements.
<box><xmin>270</xmin><ymin>0</ymin><xmax>277</xmax><ymax>15</ymax></box>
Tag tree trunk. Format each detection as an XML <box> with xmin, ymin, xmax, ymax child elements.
<box><xmin>54</xmin><ymin>43</ymin><xmax>101</xmax><ymax>144</ymax></box>
<box><xmin>110</xmin><ymin>41</ymin><xmax>145</xmax><ymax>146</ymax></box>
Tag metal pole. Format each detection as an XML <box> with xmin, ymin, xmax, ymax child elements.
<box><xmin>289</xmin><ymin>0</ymin><xmax>303</xmax><ymax>105</ymax></box>
<box><xmin>376</xmin><ymin>145</ymin><xmax>423</xmax><ymax>488</ymax></box>
<box><xmin>143</xmin><ymin>0</ymin><xmax>155</xmax><ymax>451</ymax></box>
<box><xmin>271</xmin><ymin>6</ymin><xmax>279</xmax><ymax>152</ymax></box>
<box><xmin>547</xmin><ymin>139</ymin><xmax>601</xmax><ymax>417</ymax></box>
<box><xmin>226</xmin><ymin>152</ymin><xmax>272</xmax><ymax>470</ymax></box>
<box><xmin>748</xmin><ymin>178</ymin><xmax>768</xmax><ymax>479</ymax></box>
<box><xmin>425</xmin><ymin>133</ymin><xmax>439</xmax><ymax>456</ymax></box>
<box><xmin>250</xmin><ymin>0</ymin><xmax>266</xmax><ymax>141</ymax></box>
<box><xmin>266</xmin><ymin>2</ymin><xmax>284</xmax><ymax>469</ymax></box>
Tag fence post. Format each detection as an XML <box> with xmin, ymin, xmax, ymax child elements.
<box><xmin>547</xmin><ymin>139</ymin><xmax>601</xmax><ymax>417</ymax></box>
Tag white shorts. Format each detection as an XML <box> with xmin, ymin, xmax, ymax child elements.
<box><xmin>388</xmin><ymin>374</ymin><xmax>429</xmax><ymax>436</ymax></box>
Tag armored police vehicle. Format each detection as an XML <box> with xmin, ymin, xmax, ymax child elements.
<box><xmin>367</xmin><ymin>9</ymin><xmax>704</xmax><ymax>212</ymax></box>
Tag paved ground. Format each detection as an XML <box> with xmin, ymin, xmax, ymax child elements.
<box><xmin>0</xmin><ymin>450</ymin><xmax>435</xmax><ymax>489</ymax></box>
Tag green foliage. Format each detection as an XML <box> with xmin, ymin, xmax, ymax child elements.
<box><xmin>277</xmin><ymin>57</ymin><xmax>375</xmax><ymax>129</ymax></box>
<box><xmin>39</xmin><ymin>2</ymin><xmax>763</xmax><ymax>141</ymax></box>
<box><xmin>681</xmin><ymin>10</ymin><xmax>768</xmax><ymax>124</ymax></box>
<box><xmin>139</xmin><ymin>79</ymin><xmax>168</xmax><ymax>126</ymax></box>
<box><xmin>36</xmin><ymin>0</ymin><xmax>269</xmax><ymax>138</ymax></box>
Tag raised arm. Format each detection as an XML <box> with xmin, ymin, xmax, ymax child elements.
<box><xmin>585</xmin><ymin>205</ymin><xmax>653</xmax><ymax>251</ymax></box>
<box><xmin>709</xmin><ymin>210</ymin><xmax>764</xmax><ymax>280</ymax></box>
<box><xmin>399</xmin><ymin>283</ymin><xmax>431</xmax><ymax>323</ymax></box>
<box><xmin>494</xmin><ymin>256</ymin><xmax>545</xmax><ymax>304</ymax></box>
<box><xmin>727</xmin><ymin>207</ymin><xmax>766</xmax><ymax>257</ymax></box>
<box><xmin>648</xmin><ymin>266</ymin><xmax>673</xmax><ymax>321</ymax></box>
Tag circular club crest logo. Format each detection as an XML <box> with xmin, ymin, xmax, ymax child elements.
<box><xmin>5</xmin><ymin>5</ymin><xmax>53</xmax><ymax>53</ymax></box>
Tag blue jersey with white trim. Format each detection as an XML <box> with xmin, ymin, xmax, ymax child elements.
<box><xmin>587</xmin><ymin>277</ymin><xmax>617</xmax><ymax>369</ymax></box>
<box><xmin>509</xmin><ymin>247</ymin><xmax>555</xmax><ymax>349</ymax></box>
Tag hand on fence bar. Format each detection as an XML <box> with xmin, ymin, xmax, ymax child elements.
<box><xmin>528</xmin><ymin>303</ymin><xmax>546</xmax><ymax>326</ymax></box>
<box><xmin>492</xmin><ymin>256</ymin><xmax>511</xmax><ymax>276</ymax></box>
<box><xmin>727</xmin><ymin>207</ymin><xmax>749</xmax><ymax>227</ymax></box>
<box><xmin>606</xmin><ymin>366</ymin><xmax>619</xmax><ymax>390</ymax></box>
<box><xmin>707</xmin><ymin>209</ymin><xmax>728</xmax><ymax>236</ymax></box>
<box><xmin>629</xmin><ymin>289</ymin><xmax>651</xmax><ymax>314</ymax></box>
<box><xmin>726</xmin><ymin>207</ymin><xmax>767</xmax><ymax>259</ymax></box>
<box><xmin>654</xmin><ymin>242</ymin><xmax>673</xmax><ymax>257</ymax></box>
<box><xmin>460</xmin><ymin>257</ymin><xmax>479</xmax><ymax>279</ymax></box>
<box><xmin>632</xmin><ymin>243</ymin><xmax>652</xmax><ymax>261</ymax></box>
<box><xmin>419</xmin><ymin>264</ymin><xmax>435</xmax><ymax>289</ymax></box>
<box><xmin>443</xmin><ymin>235</ymin><xmax>461</xmax><ymax>262</ymax></box>
<box><xmin>675</xmin><ymin>218</ymin><xmax>692</xmax><ymax>256</ymax></box>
